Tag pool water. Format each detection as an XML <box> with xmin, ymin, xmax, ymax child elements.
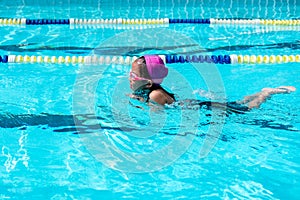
<box><xmin>0</xmin><ymin>0</ymin><xmax>300</xmax><ymax>199</ymax></box>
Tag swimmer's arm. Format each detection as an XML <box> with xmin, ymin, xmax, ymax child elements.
<box><xmin>149</xmin><ymin>90</ymin><xmax>175</xmax><ymax>105</ymax></box>
<box><xmin>126</xmin><ymin>93</ymin><xmax>145</xmax><ymax>102</ymax></box>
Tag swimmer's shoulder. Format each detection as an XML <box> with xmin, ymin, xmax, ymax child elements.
<box><xmin>149</xmin><ymin>89</ymin><xmax>175</xmax><ymax>105</ymax></box>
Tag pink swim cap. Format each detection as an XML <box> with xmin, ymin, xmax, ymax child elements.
<box><xmin>144</xmin><ymin>55</ymin><xmax>168</xmax><ymax>84</ymax></box>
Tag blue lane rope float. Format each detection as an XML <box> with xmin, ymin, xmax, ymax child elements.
<box><xmin>0</xmin><ymin>18</ymin><xmax>300</xmax><ymax>26</ymax></box>
<box><xmin>26</xmin><ymin>19</ymin><xmax>70</xmax><ymax>25</ymax></box>
<box><xmin>1</xmin><ymin>54</ymin><xmax>299</xmax><ymax>65</ymax></box>
<box><xmin>169</xmin><ymin>19</ymin><xmax>211</xmax><ymax>24</ymax></box>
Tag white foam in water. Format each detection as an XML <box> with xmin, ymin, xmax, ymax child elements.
<box><xmin>193</xmin><ymin>88</ymin><xmax>218</xmax><ymax>100</ymax></box>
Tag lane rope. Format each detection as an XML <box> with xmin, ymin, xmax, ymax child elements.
<box><xmin>1</xmin><ymin>54</ymin><xmax>299</xmax><ymax>65</ymax></box>
<box><xmin>0</xmin><ymin>18</ymin><xmax>299</xmax><ymax>26</ymax></box>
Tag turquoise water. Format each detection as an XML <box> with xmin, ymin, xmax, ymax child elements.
<box><xmin>1</xmin><ymin>0</ymin><xmax>300</xmax><ymax>199</ymax></box>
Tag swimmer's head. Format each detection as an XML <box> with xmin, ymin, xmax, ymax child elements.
<box><xmin>144</xmin><ymin>55</ymin><xmax>168</xmax><ymax>84</ymax></box>
<box><xmin>131</xmin><ymin>55</ymin><xmax>168</xmax><ymax>84</ymax></box>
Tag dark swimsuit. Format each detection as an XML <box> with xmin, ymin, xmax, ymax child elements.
<box><xmin>184</xmin><ymin>100</ymin><xmax>249</xmax><ymax>113</ymax></box>
<box><xmin>132</xmin><ymin>85</ymin><xmax>249</xmax><ymax>113</ymax></box>
<box><xmin>133</xmin><ymin>84</ymin><xmax>176</xmax><ymax>102</ymax></box>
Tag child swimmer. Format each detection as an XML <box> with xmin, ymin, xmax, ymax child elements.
<box><xmin>129</xmin><ymin>55</ymin><xmax>296</xmax><ymax>112</ymax></box>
